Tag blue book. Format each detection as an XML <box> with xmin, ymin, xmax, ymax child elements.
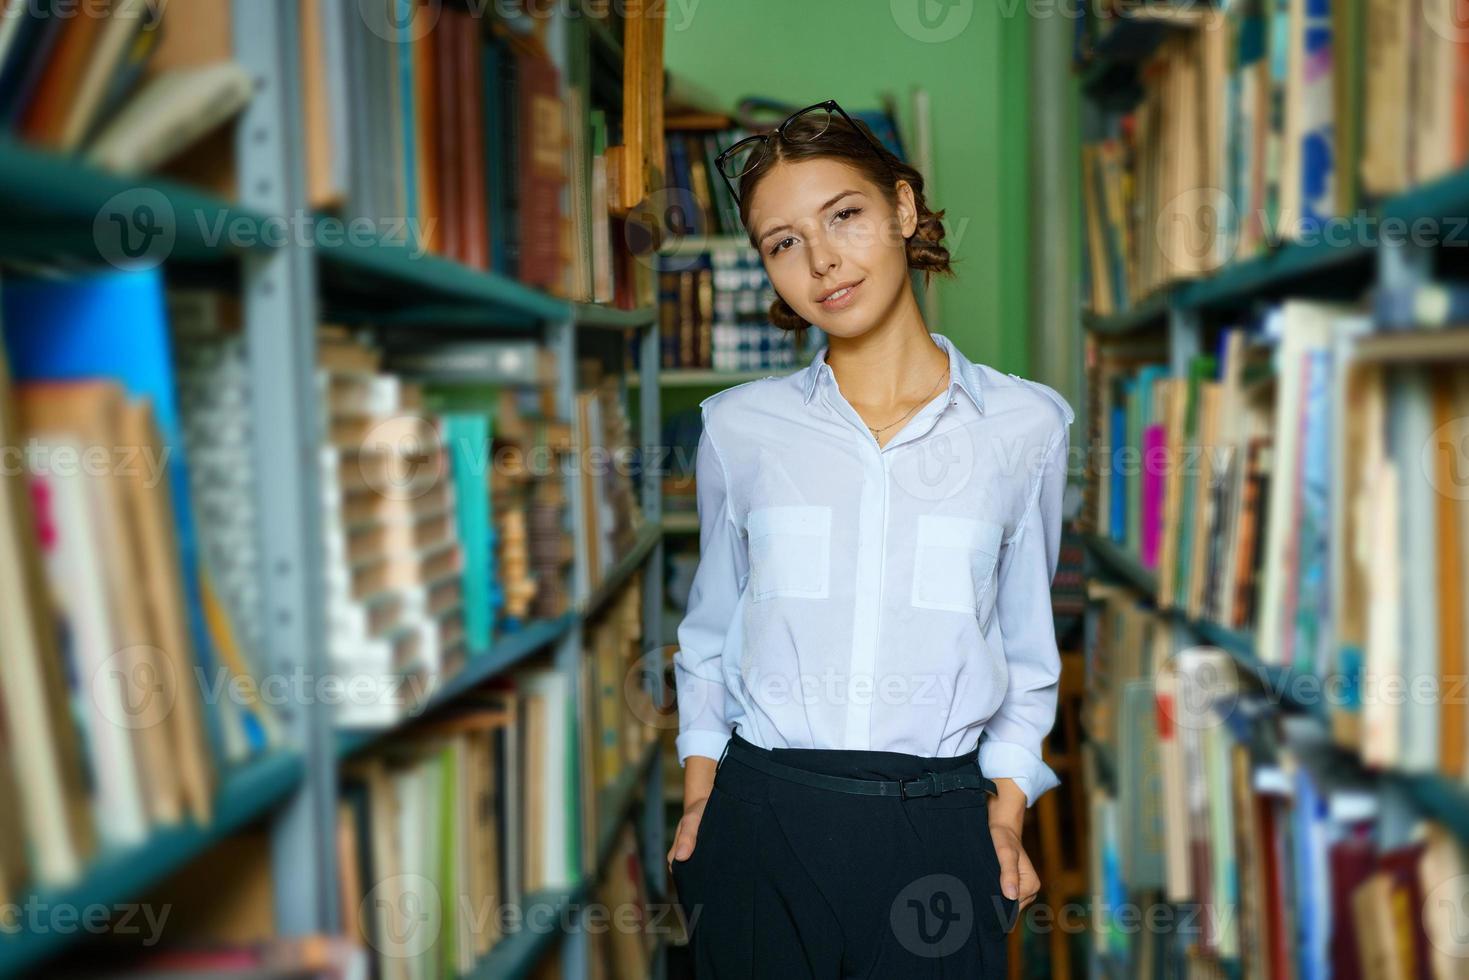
<box><xmin>397</xmin><ymin>0</ymin><xmax>420</xmax><ymax>249</ymax></box>
<box><xmin>442</xmin><ymin>413</ymin><xmax>491</xmax><ymax>654</ymax></box>
<box><xmin>1</xmin><ymin>268</ymin><xmax>236</xmax><ymax>762</ymax></box>
<box><xmin>482</xmin><ymin>35</ymin><xmax>510</xmax><ymax>278</ymax></box>
<box><xmin>1110</xmin><ymin>396</ymin><xmax>1128</xmax><ymax>544</ymax></box>
<box><xmin>1293</xmin><ymin>348</ymin><xmax>1332</xmax><ymax>675</ymax></box>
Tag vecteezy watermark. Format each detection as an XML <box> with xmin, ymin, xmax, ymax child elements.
<box><xmin>890</xmin><ymin>873</ymin><xmax>974</xmax><ymax>957</ymax></box>
<box><xmin>2</xmin><ymin>0</ymin><xmax>172</xmax><ymax>20</ymax></box>
<box><xmin>0</xmin><ymin>898</ymin><xmax>171</xmax><ymax>945</ymax></box>
<box><xmin>891</xmin><ymin>414</ymin><xmax>980</xmax><ymax>503</ymax></box>
<box><xmin>94</xmin><ymin>646</ymin><xmax>179</xmax><ymax>733</ymax></box>
<box><xmin>0</xmin><ymin>438</ymin><xmax>172</xmax><ymax>487</ymax></box>
<box><xmin>1155</xmin><ymin>186</ymin><xmax>1469</xmax><ymax>274</ymax></box>
<box><xmin>353</xmin><ymin>0</ymin><xmax>704</xmax><ymax>39</ymax></box>
<box><xmin>1423</xmin><ymin>873</ymin><xmax>1469</xmax><ymax>959</ymax></box>
<box><xmin>92</xmin><ymin>193</ymin><xmax>441</xmax><ymax>271</ymax></box>
<box><xmin>358</xmin><ymin>0</ymin><xmax>442</xmax><ymax>42</ymax></box>
<box><xmin>362</xmin><ymin>874</ymin><xmax>443</xmax><ymax>959</ymax></box>
<box><xmin>1422</xmin><ymin>0</ymin><xmax>1469</xmax><ymax>44</ymax></box>
<box><xmin>1423</xmin><ymin>415</ymin><xmax>1469</xmax><ymax>502</ymax></box>
<box><xmin>623</xmin><ymin>646</ymin><xmax>685</xmax><ymax>734</ymax></box>
<box><xmin>625</xmin><ymin>186</ymin><xmax>710</xmax><ymax>274</ymax></box>
<box><xmin>194</xmin><ymin>666</ymin><xmax>441</xmax><ymax>715</ymax></box>
<box><xmin>891</xmin><ymin>0</ymin><xmax>974</xmax><ymax>42</ymax></box>
<box><xmin>95</xmin><ymin>188</ymin><xmax>178</xmax><ymax>272</ymax></box>
<box><xmin>352</xmin><ymin>415</ymin><xmax>451</xmax><ymax>502</ymax></box>
<box><xmin>358</xmin><ymin>886</ymin><xmax>688</xmax><ymax>958</ymax></box>
<box><xmin>1152</xmin><ymin>647</ymin><xmax>1239</xmax><ymax>731</ymax></box>
<box><xmin>738</xmin><ymin>665</ymin><xmax>966</xmax><ymax>710</ymax></box>
<box><xmin>88</xmin><ymin>651</ymin><xmax>445</xmax><ymax>734</ymax></box>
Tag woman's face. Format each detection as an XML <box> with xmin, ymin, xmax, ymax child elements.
<box><xmin>745</xmin><ymin>157</ymin><xmax>918</xmax><ymax>338</ymax></box>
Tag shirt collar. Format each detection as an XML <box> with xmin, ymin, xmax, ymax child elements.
<box><xmin>801</xmin><ymin>331</ymin><xmax>985</xmax><ymax>414</ymax></box>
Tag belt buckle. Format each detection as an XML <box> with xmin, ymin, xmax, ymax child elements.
<box><xmin>900</xmin><ymin>770</ymin><xmax>942</xmax><ymax>800</ymax></box>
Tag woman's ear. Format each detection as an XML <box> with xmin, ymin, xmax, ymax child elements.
<box><xmin>895</xmin><ymin>179</ymin><xmax>918</xmax><ymax>240</ymax></box>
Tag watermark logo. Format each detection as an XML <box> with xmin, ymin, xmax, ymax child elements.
<box><xmin>891</xmin><ymin>416</ymin><xmax>978</xmax><ymax>503</ymax></box>
<box><xmin>623</xmin><ymin>647</ymin><xmax>686</xmax><ymax>733</ymax></box>
<box><xmin>1153</xmin><ymin>648</ymin><xmax>1238</xmax><ymax>732</ymax></box>
<box><xmin>890</xmin><ymin>873</ymin><xmax>973</xmax><ymax>957</ymax></box>
<box><xmin>891</xmin><ymin>0</ymin><xmax>974</xmax><ymax>43</ymax></box>
<box><xmin>1423</xmin><ymin>415</ymin><xmax>1469</xmax><ymax>502</ymax></box>
<box><xmin>362</xmin><ymin>874</ymin><xmax>443</xmax><ymax>959</ymax></box>
<box><xmin>1423</xmin><ymin>0</ymin><xmax>1469</xmax><ymax>44</ymax></box>
<box><xmin>355</xmin><ymin>415</ymin><xmax>448</xmax><ymax>501</ymax></box>
<box><xmin>360</xmin><ymin>0</ymin><xmax>442</xmax><ymax>43</ymax></box>
<box><xmin>94</xmin><ymin>645</ymin><xmax>177</xmax><ymax>732</ymax></box>
<box><xmin>1423</xmin><ymin>873</ymin><xmax>1469</xmax><ymax>959</ymax></box>
<box><xmin>1155</xmin><ymin>186</ymin><xmax>1237</xmax><ymax>275</ymax></box>
<box><xmin>94</xmin><ymin>188</ymin><xmax>177</xmax><ymax>271</ymax></box>
<box><xmin>626</xmin><ymin>186</ymin><xmax>710</xmax><ymax>273</ymax></box>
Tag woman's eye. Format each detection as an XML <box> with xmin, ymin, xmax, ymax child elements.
<box><xmin>835</xmin><ymin>207</ymin><xmax>861</xmax><ymax>221</ymax></box>
<box><xmin>768</xmin><ymin>236</ymin><xmax>795</xmax><ymax>256</ymax></box>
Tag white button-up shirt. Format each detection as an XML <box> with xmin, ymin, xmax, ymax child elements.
<box><xmin>673</xmin><ymin>331</ymin><xmax>1074</xmax><ymax>807</ymax></box>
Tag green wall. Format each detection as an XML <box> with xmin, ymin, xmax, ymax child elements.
<box><xmin>663</xmin><ymin>0</ymin><xmax>1033</xmax><ymax>374</ymax></box>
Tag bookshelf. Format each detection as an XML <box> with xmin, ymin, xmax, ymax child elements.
<box><xmin>1075</xmin><ymin>3</ymin><xmax>1469</xmax><ymax>976</ymax></box>
<box><xmin>1084</xmin><ymin>530</ymin><xmax>1469</xmax><ymax>851</ymax></box>
<box><xmin>0</xmin><ymin>751</ymin><xmax>305</xmax><ymax>977</ymax></box>
<box><xmin>0</xmin><ymin>2</ymin><xmax>672</xmax><ymax>979</ymax></box>
<box><xmin>1077</xmin><ymin>164</ymin><xmax>1469</xmax><ymax>328</ymax></box>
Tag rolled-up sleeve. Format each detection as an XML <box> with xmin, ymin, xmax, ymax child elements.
<box><xmin>979</xmin><ymin>420</ymin><xmax>1070</xmax><ymax>807</ymax></box>
<box><xmin>673</xmin><ymin>414</ymin><xmax>746</xmax><ymax>766</ymax></box>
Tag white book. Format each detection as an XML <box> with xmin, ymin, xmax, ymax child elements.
<box><xmin>0</xmin><ymin>411</ymin><xmax>82</xmax><ymax>885</ymax></box>
<box><xmin>1392</xmin><ymin>368</ymin><xmax>1440</xmax><ymax>772</ymax></box>
<box><xmin>1256</xmin><ymin>302</ymin><xmax>1349</xmax><ymax>665</ymax></box>
<box><xmin>31</xmin><ymin>445</ymin><xmax>150</xmax><ymax>848</ymax></box>
<box><xmin>87</xmin><ymin>63</ymin><xmax>255</xmax><ymax>174</ymax></box>
<box><xmin>519</xmin><ymin>666</ymin><xmax>574</xmax><ymax>890</ymax></box>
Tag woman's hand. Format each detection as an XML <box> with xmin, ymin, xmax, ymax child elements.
<box><xmin>987</xmin><ymin>777</ymin><xmax>1040</xmax><ymax>913</ymax></box>
<box><xmin>989</xmin><ymin>824</ymin><xmax>1041</xmax><ymax>912</ymax></box>
<box><xmin>667</xmin><ymin>793</ymin><xmax>710</xmax><ymax>874</ymax></box>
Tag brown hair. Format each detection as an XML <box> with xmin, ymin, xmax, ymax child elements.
<box><xmin>734</xmin><ymin>109</ymin><xmax>957</xmax><ymax>332</ymax></box>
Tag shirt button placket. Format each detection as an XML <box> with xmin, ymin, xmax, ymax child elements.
<box><xmin>843</xmin><ymin>441</ymin><xmax>888</xmax><ymax>750</ymax></box>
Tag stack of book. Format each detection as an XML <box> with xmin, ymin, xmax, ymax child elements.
<box><xmin>300</xmin><ymin>0</ymin><xmax>654</xmax><ymax>308</ymax></box>
<box><xmin>589</xmin><ymin>824</ymin><xmax>659</xmax><ymax>980</ymax></box>
<box><xmin>0</xmin><ymin>268</ymin><xmax>239</xmax><ymax>896</ymax></box>
<box><xmin>1088</xmin><ymin>638</ymin><xmax>1469</xmax><ymax>978</ymax></box>
<box><xmin>655</xmin><ymin>246</ymin><xmax>813</xmax><ymax>372</ymax></box>
<box><xmin>577</xmin><ymin>369</ymin><xmax>645</xmax><ymax>594</ymax></box>
<box><xmin>337</xmin><ymin>660</ymin><xmax>581</xmax><ymax>980</ymax></box>
<box><xmin>1077</xmin><ymin>0</ymin><xmax>1469</xmax><ymax>318</ymax></box>
<box><xmin>169</xmin><ymin>289</ymin><xmax>286</xmax><ymax>759</ymax></box>
<box><xmin>317</xmin><ymin>327</ymin><xmax>470</xmax><ymax>729</ymax></box>
<box><xmin>1082</xmin><ymin>297</ymin><xmax>1469</xmax><ymax>972</ymax></box>
<box><xmin>384</xmin><ymin>337</ymin><xmax>577</xmax><ymax>628</ymax></box>
<box><xmin>0</xmin><ymin>0</ymin><xmax>253</xmax><ymax>185</ymax></box>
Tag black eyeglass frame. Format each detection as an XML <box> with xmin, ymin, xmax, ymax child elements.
<box><xmin>714</xmin><ymin>99</ymin><xmax>894</xmax><ymax>209</ymax></box>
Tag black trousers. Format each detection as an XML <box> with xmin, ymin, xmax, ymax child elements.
<box><xmin>671</xmin><ymin>728</ymin><xmax>1018</xmax><ymax>978</ymax></box>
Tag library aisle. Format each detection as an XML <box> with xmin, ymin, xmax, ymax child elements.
<box><xmin>2</xmin><ymin>1</ymin><xmax>1466</xmax><ymax>979</ymax></box>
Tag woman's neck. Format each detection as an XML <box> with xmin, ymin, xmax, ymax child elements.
<box><xmin>825</xmin><ymin>297</ymin><xmax>948</xmax><ymax>414</ymax></box>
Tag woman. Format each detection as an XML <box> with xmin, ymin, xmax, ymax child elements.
<box><xmin>666</xmin><ymin>99</ymin><xmax>1073</xmax><ymax>978</ymax></box>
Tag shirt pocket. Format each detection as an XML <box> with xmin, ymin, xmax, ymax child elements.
<box><xmin>910</xmin><ymin>514</ymin><xmax>1004</xmax><ymax>624</ymax></box>
<box><xmin>747</xmin><ymin>504</ymin><xmax>832</xmax><ymax>601</ymax></box>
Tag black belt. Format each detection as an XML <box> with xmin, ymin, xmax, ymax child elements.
<box><xmin>723</xmin><ymin>741</ymin><xmax>998</xmax><ymax>801</ymax></box>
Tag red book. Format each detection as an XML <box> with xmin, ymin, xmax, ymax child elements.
<box><xmin>458</xmin><ymin>16</ymin><xmax>489</xmax><ymax>270</ymax></box>
<box><xmin>435</xmin><ymin>9</ymin><xmax>464</xmax><ymax>263</ymax></box>
<box><xmin>516</xmin><ymin>48</ymin><xmax>563</xmax><ymax>291</ymax></box>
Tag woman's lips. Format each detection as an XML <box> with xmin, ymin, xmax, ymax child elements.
<box><xmin>819</xmin><ymin>279</ymin><xmax>863</xmax><ymax>311</ymax></box>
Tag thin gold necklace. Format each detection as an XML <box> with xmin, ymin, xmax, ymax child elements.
<box><xmin>865</xmin><ymin>363</ymin><xmax>949</xmax><ymax>438</ymax></box>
